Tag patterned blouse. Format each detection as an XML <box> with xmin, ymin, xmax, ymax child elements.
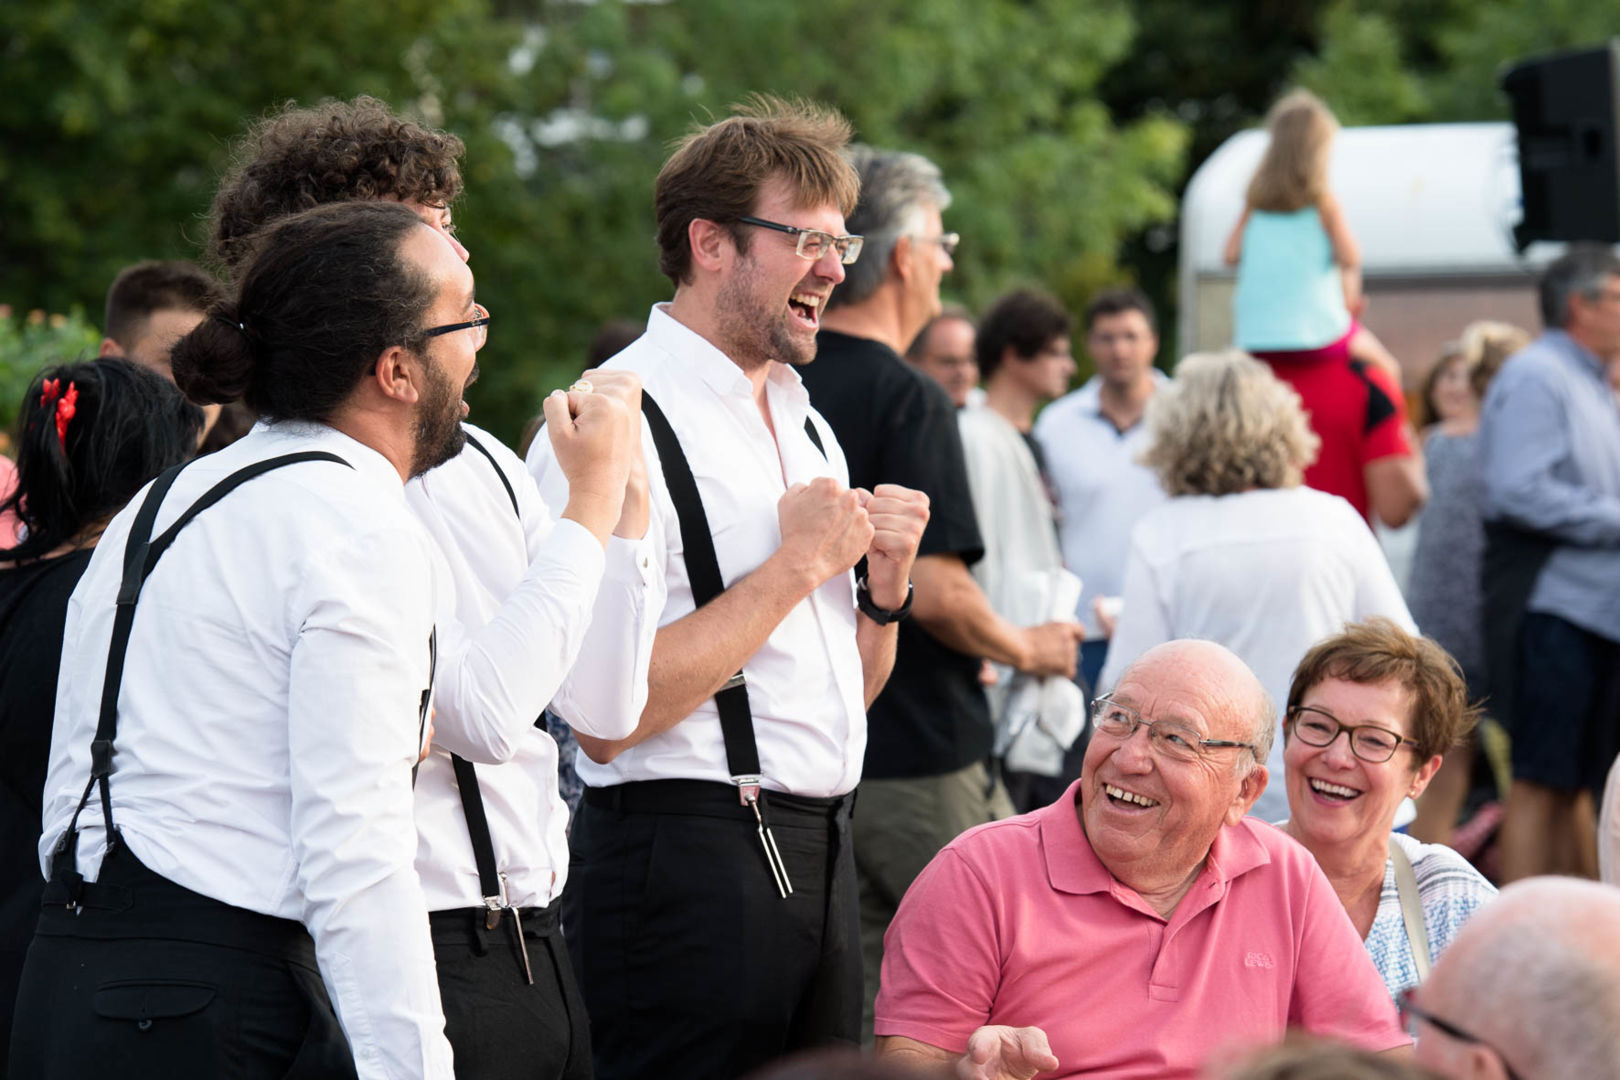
<box><xmin>1365</xmin><ymin>831</ymin><xmax>1497</xmax><ymax>999</ymax></box>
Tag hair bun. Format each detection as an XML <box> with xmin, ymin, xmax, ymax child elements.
<box><xmin>171</xmin><ymin>304</ymin><xmax>255</xmax><ymax>405</ymax></box>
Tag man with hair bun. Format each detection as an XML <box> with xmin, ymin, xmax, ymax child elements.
<box><xmin>528</xmin><ymin>96</ymin><xmax>930</xmax><ymax>1079</ymax></box>
<box><xmin>11</xmin><ymin>201</ymin><xmax>485</xmax><ymax>1078</ymax></box>
<box><xmin>209</xmin><ymin>95</ymin><xmax>658</xmax><ymax>1080</ymax></box>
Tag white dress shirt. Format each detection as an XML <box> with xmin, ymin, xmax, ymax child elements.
<box><xmin>1097</xmin><ymin>485</ymin><xmax>1416</xmax><ymax>822</ymax></box>
<box><xmin>40</xmin><ymin>422</ymin><xmax>454</xmax><ymax>1080</ymax></box>
<box><xmin>526</xmin><ymin>304</ymin><xmax>868</xmax><ymax>798</ymax></box>
<box><xmin>407</xmin><ymin>423</ymin><xmax>659</xmax><ymax>911</ymax></box>
<box><xmin>1032</xmin><ymin>374</ymin><xmax>1168</xmax><ymax>636</ymax></box>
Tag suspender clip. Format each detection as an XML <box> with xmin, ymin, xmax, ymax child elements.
<box><xmin>733</xmin><ymin>778</ymin><xmax>793</xmax><ymax>899</ymax></box>
<box><xmin>90</xmin><ymin>739</ymin><xmax>114</xmax><ymax>779</ymax></box>
<box><xmin>721</xmin><ymin>671</ymin><xmax>747</xmax><ymax>692</ymax></box>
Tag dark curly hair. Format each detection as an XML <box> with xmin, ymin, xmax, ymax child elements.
<box><xmin>209</xmin><ymin>96</ymin><xmax>464</xmax><ymax>273</ymax></box>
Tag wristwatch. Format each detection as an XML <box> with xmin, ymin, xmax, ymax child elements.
<box><xmin>856</xmin><ymin>576</ymin><xmax>913</xmax><ymax>625</ymax></box>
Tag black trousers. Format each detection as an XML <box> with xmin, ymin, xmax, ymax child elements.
<box><xmin>7</xmin><ymin>840</ymin><xmax>355</xmax><ymax>1080</ymax></box>
<box><xmin>430</xmin><ymin>902</ymin><xmax>592</xmax><ymax>1080</ymax></box>
<box><xmin>566</xmin><ymin>780</ymin><xmax>860</xmax><ymax>1080</ymax></box>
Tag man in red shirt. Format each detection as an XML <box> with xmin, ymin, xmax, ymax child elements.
<box><xmin>1252</xmin><ymin>348</ymin><xmax>1427</xmax><ymax>525</ymax></box>
<box><xmin>874</xmin><ymin>639</ymin><xmax>1408</xmax><ymax>1079</ymax></box>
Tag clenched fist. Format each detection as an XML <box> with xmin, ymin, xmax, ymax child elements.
<box><xmin>778</xmin><ymin>477</ymin><xmax>873</xmax><ymax>589</ymax></box>
<box><xmin>859</xmin><ymin>483</ymin><xmax>928</xmax><ymax>610</ymax></box>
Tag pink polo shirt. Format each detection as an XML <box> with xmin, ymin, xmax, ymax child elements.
<box><xmin>875</xmin><ymin>781</ymin><xmax>1408</xmax><ymax>1079</ymax></box>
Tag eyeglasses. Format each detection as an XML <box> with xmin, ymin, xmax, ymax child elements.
<box><xmin>737</xmin><ymin>216</ymin><xmax>864</xmax><ymax>265</ymax></box>
<box><xmin>915</xmin><ymin>232</ymin><xmax>961</xmax><ymax>257</ymax></box>
<box><xmin>1091</xmin><ymin>695</ymin><xmax>1258</xmax><ymax>763</ymax></box>
<box><xmin>1396</xmin><ymin>988</ymin><xmax>1522</xmax><ymax>1080</ymax></box>
<box><xmin>1286</xmin><ymin>705</ymin><xmax>1417</xmax><ymax>764</ymax></box>
<box><xmin>422</xmin><ymin>303</ymin><xmax>490</xmax><ymax>349</ymax></box>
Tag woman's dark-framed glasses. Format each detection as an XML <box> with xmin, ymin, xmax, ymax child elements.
<box><xmin>737</xmin><ymin>216</ymin><xmax>864</xmax><ymax>265</ymax></box>
<box><xmin>1090</xmin><ymin>694</ymin><xmax>1257</xmax><ymax>763</ymax></box>
<box><xmin>1287</xmin><ymin>705</ymin><xmax>1416</xmax><ymax>764</ymax></box>
<box><xmin>1397</xmin><ymin>987</ymin><xmax>1522</xmax><ymax>1080</ymax></box>
<box><xmin>423</xmin><ymin>303</ymin><xmax>490</xmax><ymax>348</ymax></box>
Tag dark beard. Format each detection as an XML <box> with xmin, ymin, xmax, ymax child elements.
<box><xmin>408</xmin><ymin>358</ymin><xmax>467</xmax><ymax>478</ymax></box>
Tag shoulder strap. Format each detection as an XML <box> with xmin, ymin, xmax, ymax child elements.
<box><xmin>803</xmin><ymin>416</ymin><xmax>826</xmax><ymax>459</ymax></box>
<box><xmin>62</xmin><ymin>451</ymin><xmax>352</xmax><ymax>859</ymax></box>
<box><xmin>1389</xmin><ymin>835</ymin><xmax>1432</xmax><ymax>981</ymax></box>
<box><xmin>462</xmin><ymin>428</ymin><xmax>520</xmax><ymax>519</ymax></box>
<box><xmin>640</xmin><ymin>392</ymin><xmax>761</xmax><ymax>783</ymax></box>
<box><xmin>450</xmin><ymin>429</ymin><xmax>526</xmax><ymax>912</ymax></box>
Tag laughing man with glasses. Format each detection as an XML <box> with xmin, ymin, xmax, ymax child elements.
<box><xmin>875</xmin><ymin>639</ymin><xmax>1409</xmax><ymax>1079</ymax></box>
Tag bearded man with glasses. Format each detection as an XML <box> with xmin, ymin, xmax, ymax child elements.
<box><xmin>875</xmin><ymin>639</ymin><xmax>1410</xmax><ymax>1079</ymax></box>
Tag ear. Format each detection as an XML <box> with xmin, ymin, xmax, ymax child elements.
<box><xmin>372</xmin><ymin>344</ymin><xmax>425</xmax><ymax>406</ymax></box>
<box><xmin>1408</xmin><ymin>753</ymin><xmax>1444</xmax><ymax>800</ymax></box>
<box><xmin>688</xmin><ymin>218</ymin><xmax>733</xmax><ymax>274</ymax></box>
<box><xmin>98</xmin><ymin>337</ymin><xmax>123</xmax><ymax>358</ymax></box>
<box><xmin>1226</xmin><ymin>763</ymin><xmax>1268</xmax><ymax>826</ymax></box>
<box><xmin>890</xmin><ymin>234</ymin><xmax>916</xmax><ymax>283</ymax></box>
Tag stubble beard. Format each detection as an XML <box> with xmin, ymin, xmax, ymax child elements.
<box><xmin>714</xmin><ymin>258</ymin><xmax>816</xmax><ymax>370</ymax></box>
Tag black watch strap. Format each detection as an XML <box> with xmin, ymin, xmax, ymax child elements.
<box><xmin>857</xmin><ymin>576</ymin><xmax>913</xmax><ymax>625</ymax></box>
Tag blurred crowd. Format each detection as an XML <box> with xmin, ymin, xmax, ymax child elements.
<box><xmin>2</xmin><ymin>87</ymin><xmax>1619</xmax><ymax>1080</ymax></box>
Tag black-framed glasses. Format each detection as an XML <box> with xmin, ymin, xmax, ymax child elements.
<box><xmin>1397</xmin><ymin>988</ymin><xmax>1522</xmax><ymax>1080</ymax></box>
<box><xmin>1286</xmin><ymin>705</ymin><xmax>1417</xmax><ymax>764</ymax></box>
<box><xmin>1091</xmin><ymin>694</ymin><xmax>1258</xmax><ymax>764</ymax></box>
<box><xmin>422</xmin><ymin>303</ymin><xmax>490</xmax><ymax>348</ymax></box>
<box><xmin>737</xmin><ymin>216</ymin><xmax>864</xmax><ymax>265</ymax></box>
<box><xmin>915</xmin><ymin>232</ymin><xmax>961</xmax><ymax>257</ymax></box>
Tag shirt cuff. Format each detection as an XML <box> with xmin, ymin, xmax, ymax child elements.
<box><xmin>541</xmin><ymin>516</ymin><xmax>608</xmax><ymax>582</ymax></box>
<box><xmin>605</xmin><ymin>532</ymin><xmax>657</xmax><ymax>586</ymax></box>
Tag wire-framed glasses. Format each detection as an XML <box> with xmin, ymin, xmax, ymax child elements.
<box><xmin>1287</xmin><ymin>705</ymin><xmax>1417</xmax><ymax>764</ymax></box>
<box><xmin>737</xmin><ymin>216</ymin><xmax>864</xmax><ymax>264</ymax></box>
<box><xmin>422</xmin><ymin>303</ymin><xmax>491</xmax><ymax>349</ymax></box>
<box><xmin>1397</xmin><ymin>988</ymin><xmax>1522</xmax><ymax>1080</ymax></box>
<box><xmin>1091</xmin><ymin>695</ymin><xmax>1257</xmax><ymax>763</ymax></box>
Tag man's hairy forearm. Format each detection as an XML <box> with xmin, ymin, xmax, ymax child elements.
<box><xmin>573</xmin><ymin>552</ymin><xmax>816</xmax><ymax>763</ymax></box>
<box><xmin>856</xmin><ymin>615</ymin><xmax>898</xmax><ymax>707</ymax></box>
<box><xmin>910</xmin><ymin>553</ymin><xmax>1028</xmax><ymax>669</ymax></box>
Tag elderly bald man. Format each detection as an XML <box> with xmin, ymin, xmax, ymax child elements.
<box><xmin>875</xmin><ymin>640</ymin><xmax>1408</xmax><ymax>1079</ymax></box>
<box><xmin>1407</xmin><ymin>877</ymin><xmax>1620</xmax><ymax>1080</ymax></box>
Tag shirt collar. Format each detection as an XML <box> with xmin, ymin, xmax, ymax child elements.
<box><xmin>1041</xmin><ymin>779</ymin><xmax>1273</xmax><ymax>897</ymax></box>
<box><xmin>644</xmin><ymin>302</ymin><xmax>813</xmax><ymax>414</ymax></box>
<box><xmin>1072</xmin><ymin>370</ymin><xmax>1166</xmax><ymax>420</ymax></box>
<box><xmin>252</xmin><ymin>419</ymin><xmax>407</xmax><ymax>495</ymax></box>
<box><xmin>1544</xmin><ymin>328</ymin><xmax>1609</xmax><ymax>380</ymax></box>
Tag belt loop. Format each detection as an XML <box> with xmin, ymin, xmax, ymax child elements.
<box><xmin>470</xmin><ymin>910</ymin><xmax>490</xmax><ymax>956</ymax></box>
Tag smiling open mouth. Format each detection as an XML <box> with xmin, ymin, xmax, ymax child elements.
<box><xmin>1104</xmin><ymin>783</ymin><xmax>1160</xmax><ymax>809</ymax></box>
<box><xmin>1308</xmin><ymin>778</ymin><xmax>1362</xmax><ymax>802</ymax></box>
<box><xmin>789</xmin><ymin>291</ymin><xmax>821</xmax><ymax>328</ymax></box>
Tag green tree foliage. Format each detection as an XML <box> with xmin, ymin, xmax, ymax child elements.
<box><xmin>1</xmin><ymin>0</ymin><xmax>1188</xmax><ymax>442</ymax></box>
<box><xmin>0</xmin><ymin>307</ymin><xmax>101</xmax><ymax>448</ymax></box>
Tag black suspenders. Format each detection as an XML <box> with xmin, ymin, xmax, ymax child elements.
<box><xmin>54</xmin><ymin>451</ymin><xmax>353</xmax><ymax>900</ymax></box>
<box><xmin>455</xmin><ymin>430</ymin><xmax>536</xmax><ymax>982</ymax></box>
<box><xmin>639</xmin><ymin>392</ymin><xmax>827</xmax><ymax>899</ymax></box>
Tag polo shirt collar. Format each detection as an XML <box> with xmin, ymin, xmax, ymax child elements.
<box><xmin>1041</xmin><ymin>779</ymin><xmax>1274</xmax><ymax>899</ymax></box>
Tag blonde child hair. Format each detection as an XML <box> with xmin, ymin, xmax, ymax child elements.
<box><xmin>1246</xmin><ymin>89</ymin><xmax>1339</xmax><ymax>213</ymax></box>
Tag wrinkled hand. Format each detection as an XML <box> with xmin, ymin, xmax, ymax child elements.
<box><xmin>958</xmin><ymin>1026</ymin><xmax>1058</xmax><ymax>1080</ymax></box>
<box><xmin>778</xmin><ymin>477</ymin><xmax>873</xmax><ymax>589</ymax></box>
<box><xmin>859</xmin><ymin>483</ymin><xmax>929</xmax><ymax>609</ymax></box>
<box><xmin>1018</xmin><ymin>621</ymin><xmax>1084</xmax><ymax>678</ymax></box>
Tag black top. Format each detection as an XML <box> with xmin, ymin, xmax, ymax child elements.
<box><xmin>0</xmin><ymin>548</ymin><xmax>94</xmax><ymax>1052</ymax></box>
<box><xmin>800</xmin><ymin>330</ymin><xmax>991</xmax><ymax>779</ymax></box>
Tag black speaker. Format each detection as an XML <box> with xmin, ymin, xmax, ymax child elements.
<box><xmin>1501</xmin><ymin>41</ymin><xmax>1620</xmax><ymax>250</ymax></box>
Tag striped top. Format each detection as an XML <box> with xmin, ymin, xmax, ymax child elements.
<box><xmin>1366</xmin><ymin>831</ymin><xmax>1497</xmax><ymax>999</ymax></box>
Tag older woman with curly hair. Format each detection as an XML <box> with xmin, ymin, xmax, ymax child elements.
<box><xmin>1282</xmin><ymin>619</ymin><xmax>1496</xmax><ymax>1000</ymax></box>
<box><xmin>1098</xmin><ymin>350</ymin><xmax>1414</xmax><ymax>821</ymax></box>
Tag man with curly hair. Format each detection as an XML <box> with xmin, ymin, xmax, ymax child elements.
<box><xmin>210</xmin><ymin>97</ymin><xmax>660</xmax><ymax>1080</ymax></box>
